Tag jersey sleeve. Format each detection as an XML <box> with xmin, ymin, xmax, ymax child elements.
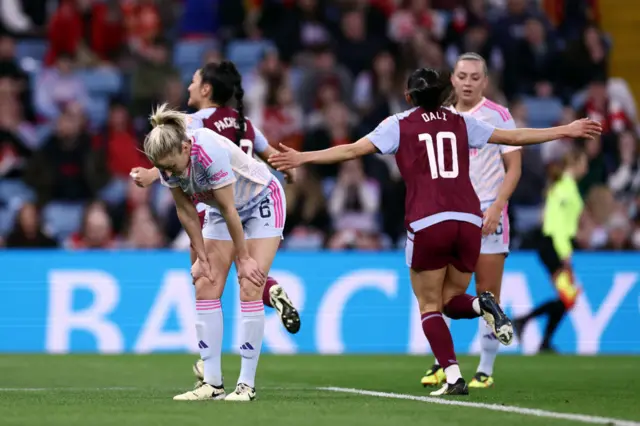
<box><xmin>198</xmin><ymin>133</ymin><xmax>237</xmax><ymax>190</ymax></box>
<box><xmin>366</xmin><ymin>115</ymin><xmax>400</xmax><ymax>154</ymax></box>
<box><xmin>463</xmin><ymin>114</ymin><xmax>496</xmax><ymax>149</ymax></box>
<box><xmin>253</xmin><ymin>125</ymin><xmax>270</xmax><ymax>154</ymax></box>
<box><xmin>158</xmin><ymin>171</ymin><xmax>180</xmax><ymax>188</ymax></box>
<box><xmin>496</xmin><ymin>116</ymin><xmax>521</xmax><ymax>154</ymax></box>
<box><xmin>186</xmin><ymin>114</ymin><xmax>204</xmax><ymax>131</ymax></box>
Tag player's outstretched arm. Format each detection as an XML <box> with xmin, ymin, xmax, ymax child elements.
<box><xmin>489</xmin><ymin>119</ymin><xmax>602</xmax><ymax>146</ymax></box>
<box><xmin>268</xmin><ymin>138</ymin><xmax>377</xmax><ymax>171</ymax></box>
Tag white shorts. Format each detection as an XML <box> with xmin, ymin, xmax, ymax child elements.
<box><xmin>202</xmin><ymin>179</ymin><xmax>286</xmax><ymax>240</ymax></box>
<box><xmin>480</xmin><ymin>201</ymin><xmax>510</xmax><ymax>255</ymax></box>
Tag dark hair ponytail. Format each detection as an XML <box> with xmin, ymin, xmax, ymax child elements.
<box><xmin>406</xmin><ymin>68</ymin><xmax>452</xmax><ymax>111</ymax></box>
<box><xmin>200</xmin><ymin>60</ymin><xmax>246</xmax><ymax>144</ymax></box>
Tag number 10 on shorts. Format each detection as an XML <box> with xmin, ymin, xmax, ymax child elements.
<box><xmin>420</xmin><ymin>132</ymin><xmax>459</xmax><ymax>179</ymax></box>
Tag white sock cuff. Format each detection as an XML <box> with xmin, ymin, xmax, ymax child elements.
<box><xmin>472</xmin><ymin>298</ymin><xmax>481</xmax><ymax>315</ymax></box>
<box><xmin>240</xmin><ymin>300</ymin><xmax>264</xmax><ymax>317</ymax></box>
<box><xmin>196</xmin><ymin>299</ymin><xmax>222</xmax><ymax>314</ymax></box>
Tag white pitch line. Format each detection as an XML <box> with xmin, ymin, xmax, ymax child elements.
<box><xmin>319</xmin><ymin>387</ymin><xmax>640</xmax><ymax>426</ymax></box>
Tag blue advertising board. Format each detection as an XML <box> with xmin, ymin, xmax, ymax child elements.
<box><xmin>0</xmin><ymin>251</ymin><xmax>638</xmax><ymax>354</ymax></box>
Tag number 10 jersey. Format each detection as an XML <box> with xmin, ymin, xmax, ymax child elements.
<box><xmin>366</xmin><ymin>106</ymin><xmax>496</xmax><ymax>234</ymax></box>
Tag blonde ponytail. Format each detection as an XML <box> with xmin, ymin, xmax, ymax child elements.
<box><xmin>143</xmin><ymin>103</ymin><xmax>189</xmax><ymax>163</ymax></box>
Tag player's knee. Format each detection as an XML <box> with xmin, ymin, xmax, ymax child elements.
<box><xmin>239</xmin><ymin>278</ymin><xmax>263</xmax><ymax>302</ymax></box>
<box><xmin>195</xmin><ymin>276</ymin><xmax>224</xmax><ymax>300</ymax></box>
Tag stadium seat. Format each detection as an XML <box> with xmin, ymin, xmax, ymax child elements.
<box><xmin>173</xmin><ymin>39</ymin><xmax>218</xmax><ymax>85</ymax></box>
<box><xmin>79</xmin><ymin>68</ymin><xmax>123</xmax><ymax>96</ymax></box>
<box><xmin>15</xmin><ymin>39</ymin><xmax>48</xmax><ymax>63</ymax></box>
<box><xmin>522</xmin><ymin>96</ymin><xmax>563</xmax><ymax>128</ymax></box>
<box><xmin>43</xmin><ymin>202</ymin><xmax>85</xmax><ymax>241</ymax></box>
<box><xmin>225</xmin><ymin>40</ymin><xmax>276</xmax><ymax>76</ymax></box>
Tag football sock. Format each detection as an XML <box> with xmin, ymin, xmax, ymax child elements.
<box><xmin>238</xmin><ymin>301</ymin><xmax>265</xmax><ymax>388</ymax></box>
<box><xmin>195</xmin><ymin>299</ymin><xmax>223</xmax><ymax>387</ymax></box>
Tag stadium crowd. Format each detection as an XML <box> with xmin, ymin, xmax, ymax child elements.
<box><xmin>1</xmin><ymin>0</ymin><xmax>639</xmax><ymax>251</ymax></box>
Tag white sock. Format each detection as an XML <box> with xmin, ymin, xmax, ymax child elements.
<box><xmin>195</xmin><ymin>299</ymin><xmax>223</xmax><ymax>387</ymax></box>
<box><xmin>444</xmin><ymin>364</ymin><xmax>462</xmax><ymax>385</ymax></box>
<box><xmin>237</xmin><ymin>300</ymin><xmax>265</xmax><ymax>388</ymax></box>
<box><xmin>477</xmin><ymin>322</ymin><xmax>500</xmax><ymax>376</ymax></box>
<box><xmin>472</xmin><ymin>298</ymin><xmax>481</xmax><ymax>315</ymax></box>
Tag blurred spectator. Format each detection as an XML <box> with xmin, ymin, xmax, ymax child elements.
<box><xmin>262</xmin><ymin>84</ymin><xmax>305</xmax><ymax>151</ymax></box>
<box><xmin>576</xmin><ymin>185</ymin><xmax>614</xmax><ymax>249</ymax></box>
<box><xmin>580</xmin><ymin>77</ymin><xmax>631</xmax><ymax>137</ymax></box>
<box><xmin>578</xmin><ymin>136</ymin><xmax>608</xmax><ymax>197</ymax></box>
<box><xmin>327</xmin><ymin>159</ymin><xmax>381</xmax><ymax>249</ymax></box>
<box><xmin>26</xmin><ymin>105</ymin><xmax>107</xmax><ymax>203</ymax></box>
<box><xmin>93</xmin><ymin>102</ymin><xmax>148</xmax><ymax>209</ymax></box>
<box><xmin>245</xmin><ymin>49</ymin><xmax>286</xmax><ymax>125</ymax></box>
<box><xmin>608</xmin><ymin>131</ymin><xmax>640</xmax><ymax>203</ymax></box>
<box><xmin>122</xmin><ymin>0</ymin><xmax>161</xmax><ymax>54</ymax></box>
<box><xmin>446</xmin><ymin>23</ymin><xmax>503</xmax><ymax>75</ymax></box>
<box><xmin>503</xmin><ymin>17</ymin><xmax>559</xmax><ymax>99</ymax></box>
<box><xmin>560</xmin><ymin>25</ymin><xmax>608</xmax><ymax>96</ymax></box>
<box><xmin>259</xmin><ymin>0</ymin><xmax>332</xmax><ymax>63</ymax></box>
<box><xmin>0</xmin><ymin>34</ymin><xmax>34</xmax><ymax>121</ymax></box>
<box><xmin>0</xmin><ymin>100</ymin><xmax>34</xmax><ymax>205</ymax></box>
<box><xmin>65</xmin><ymin>200</ymin><xmax>116</xmax><ymax>249</ymax></box>
<box><xmin>123</xmin><ymin>205</ymin><xmax>165</xmax><ymax>249</ymax></box>
<box><xmin>297</xmin><ymin>44</ymin><xmax>353</xmax><ymax>113</ymax></box>
<box><xmin>163</xmin><ymin>75</ymin><xmax>187</xmax><ymax>110</ymax></box>
<box><xmin>353</xmin><ymin>50</ymin><xmax>400</xmax><ymax>114</ymax></box>
<box><xmin>5</xmin><ymin>203</ymin><xmax>57</xmax><ymax>248</ymax></box>
<box><xmin>388</xmin><ymin>0</ymin><xmax>446</xmax><ymax>43</ymax></box>
<box><xmin>283</xmin><ymin>165</ymin><xmax>330</xmax><ymax>249</ymax></box>
<box><xmin>304</xmin><ymin>102</ymin><xmax>356</xmax><ymax>178</ymax></box>
<box><xmin>492</xmin><ymin>0</ymin><xmax>540</xmax><ymax>53</ymax></box>
<box><xmin>336</xmin><ymin>9</ymin><xmax>385</xmax><ymax>78</ymax></box>
<box><xmin>606</xmin><ymin>210</ymin><xmax>633</xmax><ymax>250</ymax></box>
<box><xmin>46</xmin><ymin>0</ymin><xmax>125</xmax><ymax>67</ymax></box>
<box><xmin>34</xmin><ymin>52</ymin><xmax>90</xmax><ymax>121</ymax></box>
<box><xmin>131</xmin><ymin>39</ymin><xmax>179</xmax><ymax>118</ymax></box>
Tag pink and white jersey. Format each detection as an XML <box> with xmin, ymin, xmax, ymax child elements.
<box><xmin>460</xmin><ymin>97</ymin><xmax>520</xmax><ymax>206</ymax></box>
<box><xmin>159</xmin><ymin>128</ymin><xmax>273</xmax><ymax>213</ymax></box>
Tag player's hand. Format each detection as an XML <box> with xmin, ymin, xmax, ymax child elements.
<box><xmin>236</xmin><ymin>256</ymin><xmax>266</xmax><ymax>287</ymax></box>
<box><xmin>566</xmin><ymin>118</ymin><xmax>603</xmax><ymax>140</ymax></box>
<box><xmin>192</xmin><ymin>256</ymin><xmax>214</xmax><ymax>283</ymax></box>
<box><xmin>130</xmin><ymin>167</ymin><xmax>158</xmax><ymax>188</ymax></box>
<box><xmin>482</xmin><ymin>203</ymin><xmax>502</xmax><ymax>236</ymax></box>
<box><xmin>283</xmin><ymin>168</ymin><xmax>296</xmax><ymax>184</ymax></box>
<box><xmin>268</xmin><ymin>144</ymin><xmax>304</xmax><ymax>171</ymax></box>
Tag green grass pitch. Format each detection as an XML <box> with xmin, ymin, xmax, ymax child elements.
<box><xmin>0</xmin><ymin>354</ymin><xmax>639</xmax><ymax>426</ymax></box>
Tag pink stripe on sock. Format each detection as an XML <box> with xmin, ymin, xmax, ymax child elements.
<box><xmin>241</xmin><ymin>301</ymin><xmax>264</xmax><ymax>312</ymax></box>
<box><xmin>196</xmin><ymin>300</ymin><xmax>221</xmax><ymax>311</ymax></box>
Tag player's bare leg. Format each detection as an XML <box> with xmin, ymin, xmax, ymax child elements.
<box><xmin>226</xmin><ymin>236</ymin><xmax>280</xmax><ymax>402</ymax></box>
<box><xmin>411</xmin><ymin>267</ymin><xmax>468</xmax><ymax>396</ymax></box>
<box><xmin>471</xmin><ymin>253</ymin><xmax>506</xmax><ymax>388</ymax></box>
<box><xmin>174</xmin><ymin>240</ymin><xmax>234</xmax><ymax>401</ymax></box>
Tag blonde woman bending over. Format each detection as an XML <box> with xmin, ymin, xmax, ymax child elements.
<box><xmin>143</xmin><ymin>104</ymin><xmax>287</xmax><ymax>402</ymax></box>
